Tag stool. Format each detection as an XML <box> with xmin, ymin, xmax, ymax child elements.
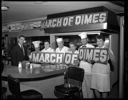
<box><xmin>54</xmin><ymin>67</ymin><xmax>84</xmax><ymax>98</ymax></box>
<box><xmin>7</xmin><ymin>75</ymin><xmax>43</xmax><ymax>99</ymax></box>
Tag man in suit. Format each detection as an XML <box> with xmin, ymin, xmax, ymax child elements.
<box><xmin>11</xmin><ymin>35</ymin><xmax>28</xmax><ymax>66</ymax></box>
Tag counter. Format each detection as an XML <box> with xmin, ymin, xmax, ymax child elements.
<box><xmin>2</xmin><ymin>63</ymin><xmax>66</xmax><ymax>98</ymax></box>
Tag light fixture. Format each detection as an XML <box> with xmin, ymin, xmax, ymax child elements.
<box><xmin>1</xmin><ymin>5</ymin><xmax>9</xmax><ymax>11</ymax></box>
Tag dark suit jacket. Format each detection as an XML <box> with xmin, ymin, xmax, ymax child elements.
<box><xmin>11</xmin><ymin>44</ymin><xmax>28</xmax><ymax>66</ymax></box>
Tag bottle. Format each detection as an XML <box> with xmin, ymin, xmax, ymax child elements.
<box><xmin>18</xmin><ymin>62</ymin><xmax>22</xmax><ymax>73</ymax></box>
<box><xmin>30</xmin><ymin>63</ymin><xmax>33</xmax><ymax>73</ymax></box>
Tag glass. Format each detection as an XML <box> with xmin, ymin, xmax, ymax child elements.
<box><xmin>25</xmin><ymin>63</ymin><xmax>31</xmax><ymax>74</ymax></box>
<box><xmin>56</xmin><ymin>64</ymin><xmax>60</xmax><ymax>70</ymax></box>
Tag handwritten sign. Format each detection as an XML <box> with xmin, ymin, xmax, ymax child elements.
<box><xmin>78</xmin><ymin>48</ymin><xmax>109</xmax><ymax>64</ymax></box>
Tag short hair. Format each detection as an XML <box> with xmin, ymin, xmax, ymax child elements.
<box><xmin>96</xmin><ymin>35</ymin><xmax>105</xmax><ymax>41</ymax></box>
<box><xmin>69</xmin><ymin>42</ymin><xmax>76</xmax><ymax>47</ymax></box>
<box><xmin>44</xmin><ymin>40</ymin><xmax>50</xmax><ymax>43</ymax></box>
<box><xmin>17</xmin><ymin>35</ymin><xmax>25</xmax><ymax>39</ymax></box>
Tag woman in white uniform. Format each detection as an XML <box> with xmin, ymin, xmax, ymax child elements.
<box><xmin>91</xmin><ymin>35</ymin><xmax>115</xmax><ymax>98</ymax></box>
<box><xmin>41</xmin><ymin>40</ymin><xmax>54</xmax><ymax>52</ymax></box>
<box><xmin>68</xmin><ymin>42</ymin><xmax>79</xmax><ymax>54</ymax></box>
<box><xmin>67</xmin><ymin>42</ymin><xmax>79</xmax><ymax>67</ymax></box>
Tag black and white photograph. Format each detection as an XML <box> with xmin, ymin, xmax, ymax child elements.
<box><xmin>1</xmin><ymin>1</ymin><xmax>125</xmax><ymax>99</ymax></box>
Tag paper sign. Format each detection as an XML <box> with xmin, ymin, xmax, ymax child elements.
<box><xmin>30</xmin><ymin>52</ymin><xmax>79</xmax><ymax>65</ymax></box>
<box><xmin>78</xmin><ymin>48</ymin><xmax>109</xmax><ymax>64</ymax></box>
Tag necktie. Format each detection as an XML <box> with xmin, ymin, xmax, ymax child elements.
<box><xmin>21</xmin><ymin>45</ymin><xmax>25</xmax><ymax>56</ymax></box>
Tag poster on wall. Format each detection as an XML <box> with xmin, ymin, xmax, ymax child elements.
<box><xmin>2</xmin><ymin>19</ymin><xmax>44</xmax><ymax>32</ymax></box>
<box><xmin>2</xmin><ymin>26</ymin><xmax>9</xmax><ymax>32</ymax></box>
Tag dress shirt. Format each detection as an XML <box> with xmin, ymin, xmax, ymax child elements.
<box><xmin>41</xmin><ymin>47</ymin><xmax>54</xmax><ymax>52</ymax></box>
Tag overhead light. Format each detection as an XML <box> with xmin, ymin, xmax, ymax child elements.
<box><xmin>1</xmin><ymin>5</ymin><xmax>9</xmax><ymax>11</ymax></box>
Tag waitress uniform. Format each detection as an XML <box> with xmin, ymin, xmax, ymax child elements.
<box><xmin>67</xmin><ymin>50</ymin><xmax>79</xmax><ymax>54</ymax></box>
<box><xmin>41</xmin><ymin>47</ymin><xmax>54</xmax><ymax>52</ymax></box>
<box><xmin>55</xmin><ymin>46</ymin><xmax>69</xmax><ymax>53</ymax></box>
<box><xmin>91</xmin><ymin>46</ymin><xmax>111</xmax><ymax>92</ymax></box>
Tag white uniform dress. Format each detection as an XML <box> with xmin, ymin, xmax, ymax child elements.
<box><xmin>91</xmin><ymin>46</ymin><xmax>112</xmax><ymax>92</ymax></box>
<box><xmin>79</xmin><ymin>43</ymin><xmax>94</xmax><ymax>98</ymax></box>
<box><xmin>55</xmin><ymin>46</ymin><xmax>69</xmax><ymax>53</ymax></box>
<box><xmin>41</xmin><ymin>47</ymin><xmax>54</xmax><ymax>52</ymax></box>
<box><xmin>67</xmin><ymin>50</ymin><xmax>79</xmax><ymax>54</ymax></box>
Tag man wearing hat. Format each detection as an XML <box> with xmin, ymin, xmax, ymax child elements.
<box><xmin>29</xmin><ymin>40</ymin><xmax>41</xmax><ymax>60</ymax></box>
<box><xmin>32</xmin><ymin>41</ymin><xmax>41</xmax><ymax>52</ymax></box>
<box><xmin>78</xmin><ymin>32</ymin><xmax>94</xmax><ymax>98</ymax></box>
<box><xmin>55</xmin><ymin>38</ymin><xmax>69</xmax><ymax>53</ymax></box>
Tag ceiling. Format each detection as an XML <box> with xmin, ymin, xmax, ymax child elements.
<box><xmin>2</xmin><ymin>1</ymin><xmax>124</xmax><ymax>25</ymax></box>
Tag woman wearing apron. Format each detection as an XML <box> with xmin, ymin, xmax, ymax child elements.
<box><xmin>91</xmin><ymin>35</ymin><xmax>115</xmax><ymax>98</ymax></box>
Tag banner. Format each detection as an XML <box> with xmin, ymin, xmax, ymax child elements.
<box><xmin>79</xmin><ymin>48</ymin><xmax>109</xmax><ymax>64</ymax></box>
<box><xmin>42</xmin><ymin>12</ymin><xmax>108</xmax><ymax>33</ymax></box>
<box><xmin>42</xmin><ymin>12</ymin><xmax>107</xmax><ymax>29</ymax></box>
<box><xmin>30</xmin><ymin>48</ymin><xmax>109</xmax><ymax>65</ymax></box>
<box><xmin>42</xmin><ymin>6</ymin><xmax>119</xmax><ymax>33</ymax></box>
<box><xmin>30</xmin><ymin>52</ymin><xmax>79</xmax><ymax>65</ymax></box>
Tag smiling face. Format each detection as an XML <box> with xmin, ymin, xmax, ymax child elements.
<box><xmin>69</xmin><ymin>43</ymin><xmax>76</xmax><ymax>52</ymax></box>
<box><xmin>44</xmin><ymin>41</ymin><xmax>50</xmax><ymax>49</ymax></box>
<box><xmin>97</xmin><ymin>39</ymin><xmax>104</xmax><ymax>47</ymax></box>
<box><xmin>81</xmin><ymin>38</ymin><xmax>88</xmax><ymax>45</ymax></box>
<box><xmin>57</xmin><ymin>41</ymin><xmax>64</xmax><ymax>48</ymax></box>
<box><xmin>18</xmin><ymin>36</ymin><xmax>25</xmax><ymax>45</ymax></box>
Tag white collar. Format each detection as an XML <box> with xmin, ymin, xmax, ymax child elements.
<box><xmin>18</xmin><ymin>43</ymin><xmax>22</xmax><ymax>47</ymax></box>
<box><xmin>58</xmin><ymin>46</ymin><xmax>64</xmax><ymax>50</ymax></box>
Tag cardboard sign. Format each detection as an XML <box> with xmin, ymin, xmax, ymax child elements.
<box><xmin>30</xmin><ymin>52</ymin><xmax>79</xmax><ymax>65</ymax></box>
<box><xmin>78</xmin><ymin>48</ymin><xmax>109</xmax><ymax>64</ymax></box>
<box><xmin>30</xmin><ymin>48</ymin><xmax>108</xmax><ymax>64</ymax></box>
<box><xmin>64</xmin><ymin>53</ymin><xmax>79</xmax><ymax>65</ymax></box>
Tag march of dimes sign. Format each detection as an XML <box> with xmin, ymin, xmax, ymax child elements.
<box><xmin>30</xmin><ymin>48</ymin><xmax>109</xmax><ymax>65</ymax></box>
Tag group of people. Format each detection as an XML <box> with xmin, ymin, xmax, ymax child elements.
<box><xmin>31</xmin><ymin>38</ymin><xmax>78</xmax><ymax>54</ymax></box>
<box><xmin>10</xmin><ymin>32</ymin><xmax>115</xmax><ymax>98</ymax></box>
<box><xmin>78</xmin><ymin>32</ymin><xmax>115</xmax><ymax>98</ymax></box>
<box><xmin>10</xmin><ymin>35</ymin><xmax>78</xmax><ymax>65</ymax></box>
